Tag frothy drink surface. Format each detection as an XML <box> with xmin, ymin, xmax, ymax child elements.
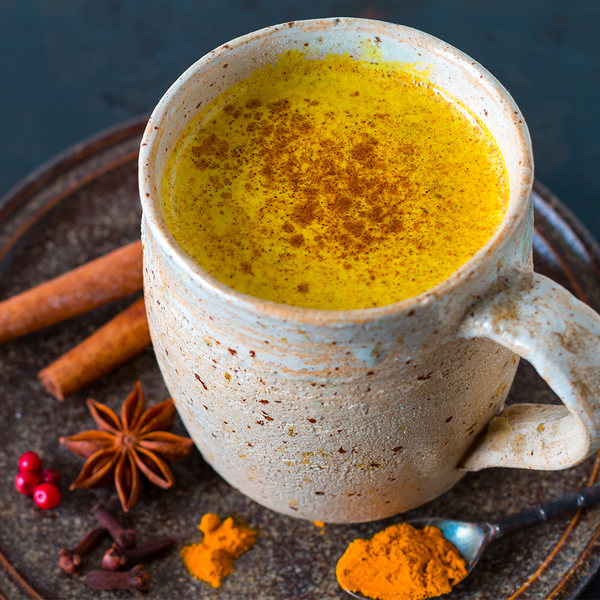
<box><xmin>161</xmin><ymin>50</ymin><xmax>508</xmax><ymax>310</ymax></box>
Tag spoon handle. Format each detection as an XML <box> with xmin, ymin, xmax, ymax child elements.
<box><xmin>494</xmin><ymin>481</ymin><xmax>600</xmax><ymax>538</ymax></box>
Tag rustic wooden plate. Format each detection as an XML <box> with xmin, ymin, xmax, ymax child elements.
<box><xmin>1</xmin><ymin>117</ymin><xmax>600</xmax><ymax>600</ymax></box>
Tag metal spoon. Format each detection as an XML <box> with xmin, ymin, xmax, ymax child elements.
<box><xmin>343</xmin><ymin>481</ymin><xmax>600</xmax><ymax>599</ymax></box>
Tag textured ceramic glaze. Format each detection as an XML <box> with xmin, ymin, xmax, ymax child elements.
<box><xmin>139</xmin><ymin>18</ymin><xmax>600</xmax><ymax>523</ymax></box>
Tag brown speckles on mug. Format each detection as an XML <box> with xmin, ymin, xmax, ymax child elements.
<box><xmin>194</xmin><ymin>373</ymin><xmax>208</xmax><ymax>390</ymax></box>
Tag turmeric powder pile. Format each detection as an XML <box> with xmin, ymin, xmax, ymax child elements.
<box><xmin>336</xmin><ymin>523</ymin><xmax>467</xmax><ymax>600</ymax></box>
<box><xmin>180</xmin><ymin>513</ymin><xmax>257</xmax><ymax>588</ymax></box>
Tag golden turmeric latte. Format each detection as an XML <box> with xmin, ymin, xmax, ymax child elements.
<box><xmin>162</xmin><ymin>50</ymin><xmax>508</xmax><ymax>310</ymax></box>
<box><xmin>336</xmin><ymin>523</ymin><xmax>468</xmax><ymax>600</ymax></box>
<box><xmin>180</xmin><ymin>513</ymin><xmax>256</xmax><ymax>588</ymax></box>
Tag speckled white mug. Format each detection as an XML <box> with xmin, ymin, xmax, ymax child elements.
<box><xmin>139</xmin><ymin>18</ymin><xmax>600</xmax><ymax>523</ymax></box>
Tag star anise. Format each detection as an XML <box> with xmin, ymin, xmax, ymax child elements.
<box><xmin>59</xmin><ymin>381</ymin><xmax>194</xmax><ymax>512</ymax></box>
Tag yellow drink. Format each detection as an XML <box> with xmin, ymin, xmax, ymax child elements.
<box><xmin>161</xmin><ymin>50</ymin><xmax>508</xmax><ymax>310</ymax></box>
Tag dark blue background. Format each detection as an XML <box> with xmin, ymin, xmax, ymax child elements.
<box><xmin>1</xmin><ymin>1</ymin><xmax>599</xmax><ymax>597</ymax></box>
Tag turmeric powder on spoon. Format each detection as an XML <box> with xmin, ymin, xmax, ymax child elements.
<box><xmin>336</xmin><ymin>523</ymin><xmax>467</xmax><ymax>600</ymax></box>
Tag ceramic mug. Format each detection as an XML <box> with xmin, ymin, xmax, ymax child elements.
<box><xmin>139</xmin><ymin>18</ymin><xmax>600</xmax><ymax>523</ymax></box>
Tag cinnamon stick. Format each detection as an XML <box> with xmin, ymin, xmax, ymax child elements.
<box><xmin>0</xmin><ymin>240</ymin><xmax>143</xmax><ymax>345</ymax></box>
<box><xmin>38</xmin><ymin>297</ymin><xmax>151</xmax><ymax>401</ymax></box>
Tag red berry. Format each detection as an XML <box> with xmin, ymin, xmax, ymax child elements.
<box><xmin>19</xmin><ymin>451</ymin><xmax>42</xmax><ymax>473</ymax></box>
<box><xmin>33</xmin><ymin>483</ymin><xmax>61</xmax><ymax>510</ymax></box>
<box><xmin>15</xmin><ymin>471</ymin><xmax>41</xmax><ymax>495</ymax></box>
<box><xmin>39</xmin><ymin>468</ymin><xmax>61</xmax><ymax>486</ymax></box>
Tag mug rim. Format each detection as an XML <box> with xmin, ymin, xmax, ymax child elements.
<box><xmin>139</xmin><ymin>16</ymin><xmax>534</xmax><ymax>324</ymax></box>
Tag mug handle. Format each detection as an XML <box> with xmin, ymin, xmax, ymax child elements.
<box><xmin>458</xmin><ymin>268</ymin><xmax>600</xmax><ymax>470</ymax></box>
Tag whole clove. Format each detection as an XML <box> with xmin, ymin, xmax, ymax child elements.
<box><xmin>102</xmin><ymin>537</ymin><xmax>175</xmax><ymax>571</ymax></box>
<box><xmin>84</xmin><ymin>565</ymin><xmax>150</xmax><ymax>595</ymax></box>
<box><xmin>92</xmin><ymin>502</ymin><xmax>136</xmax><ymax>550</ymax></box>
<box><xmin>59</xmin><ymin>527</ymin><xmax>107</xmax><ymax>576</ymax></box>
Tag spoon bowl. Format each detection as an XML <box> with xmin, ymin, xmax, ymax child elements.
<box><xmin>342</xmin><ymin>518</ymin><xmax>496</xmax><ymax>600</ymax></box>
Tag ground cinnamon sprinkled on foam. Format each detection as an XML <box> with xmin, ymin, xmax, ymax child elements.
<box><xmin>162</xmin><ymin>50</ymin><xmax>508</xmax><ymax>310</ymax></box>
